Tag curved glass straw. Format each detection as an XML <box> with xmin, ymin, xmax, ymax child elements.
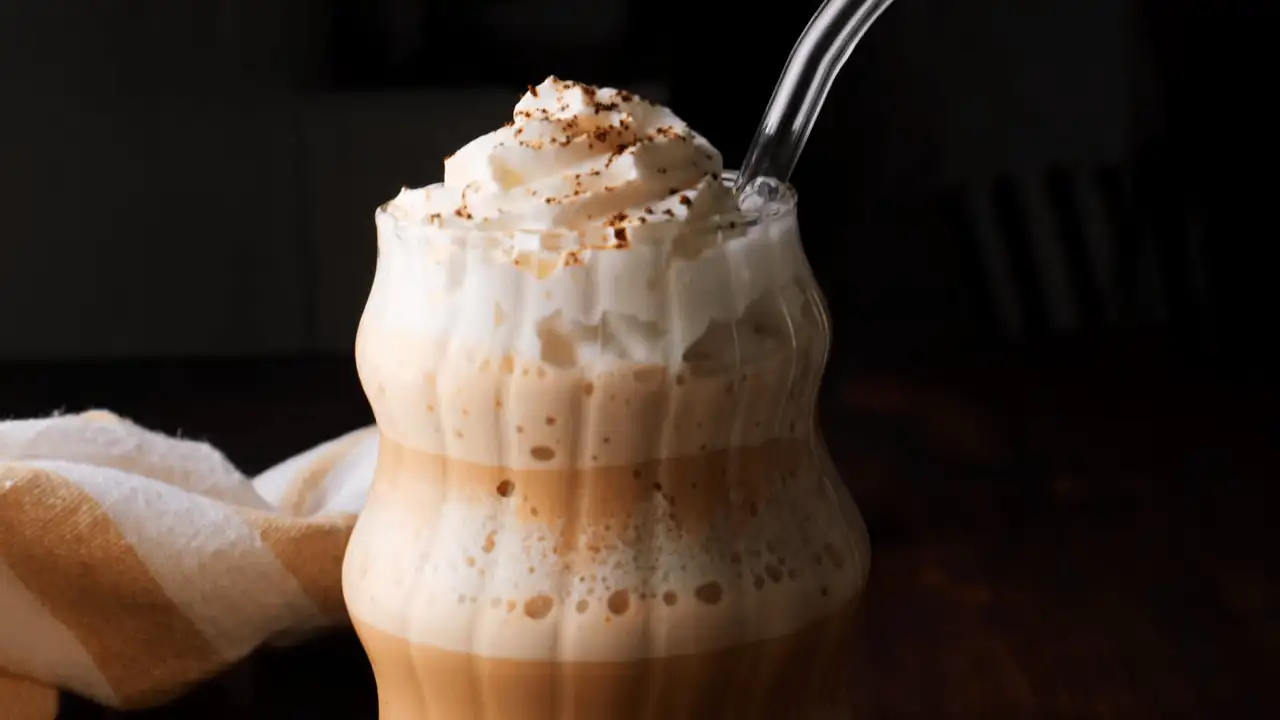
<box><xmin>736</xmin><ymin>0</ymin><xmax>899</xmax><ymax>193</ymax></box>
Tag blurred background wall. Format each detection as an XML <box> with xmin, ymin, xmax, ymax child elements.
<box><xmin>0</xmin><ymin>0</ymin><xmax>1237</xmax><ymax>365</ymax></box>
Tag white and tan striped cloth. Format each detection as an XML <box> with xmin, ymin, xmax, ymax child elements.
<box><xmin>0</xmin><ymin>410</ymin><xmax>378</xmax><ymax>718</ymax></box>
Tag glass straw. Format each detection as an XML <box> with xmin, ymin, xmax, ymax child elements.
<box><xmin>736</xmin><ymin>0</ymin><xmax>900</xmax><ymax>193</ymax></box>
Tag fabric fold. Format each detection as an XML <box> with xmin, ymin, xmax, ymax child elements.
<box><xmin>0</xmin><ymin>410</ymin><xmax>377</xmax><ymax>714</ymax></box>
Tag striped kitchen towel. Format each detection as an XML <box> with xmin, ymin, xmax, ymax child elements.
<box><xmin>0</xmin><ymin>410</ymin><xmax>378</xmax><ymax>718</ymax></box>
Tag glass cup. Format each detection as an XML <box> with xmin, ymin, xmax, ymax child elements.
<box><xmin>344</xmin><ymin>173</ymin><xmax>870</xmax><ymax>720</ymax></box>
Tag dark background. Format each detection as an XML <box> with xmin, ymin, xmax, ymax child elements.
<box><xmin>2</xmin><ymin>1</ymin><xmax>1276</xmax><ymax>718</ymax></box>
<box><xmin>1</xmin><ymin>0</ymin><xmax>1265</xmax><ymax>367</ymax></box>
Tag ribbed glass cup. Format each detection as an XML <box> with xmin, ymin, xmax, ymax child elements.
<box><xmin>343</xmin><ymin>173</ymin><xmax>870</xmax><ymax>720</ymax></box>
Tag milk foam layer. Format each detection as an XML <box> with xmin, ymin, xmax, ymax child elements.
<box><xmin>368</xmin><ymin>77</ymin><xmax>804</xmax><ymax>365</ymax></box>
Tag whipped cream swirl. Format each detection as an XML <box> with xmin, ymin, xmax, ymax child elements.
<box><xmin>367</xmin><ymin>77</ymin><xmax>805</xmax><ymax>367</ymax></box>
<box><xmin>383</xmin><ymin>77</ymin><xmax>741</xmax><ymax>253</ymax></box>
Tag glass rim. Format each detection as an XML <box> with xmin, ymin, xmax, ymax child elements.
<box><xmin>375</xmin><ymin>169</ymin><xmax>798</xmax><ymax>239</ymax></box>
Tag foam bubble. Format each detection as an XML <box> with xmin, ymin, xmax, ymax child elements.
<box><xmin>344</xmin><ymin>444</ymin><xmax>871</xmax><ymax>661</ymax></box>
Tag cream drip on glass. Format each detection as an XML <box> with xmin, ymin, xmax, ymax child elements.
<box><xmin>347</xmin><ymin>77</ymin><xmax>868</xmax><ymax>719</ymax></box>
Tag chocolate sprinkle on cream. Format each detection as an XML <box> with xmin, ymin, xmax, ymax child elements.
<box><xmin>384</xmin><ymin>76</ymin><xmax>747</xmax><ymax>272</ymax></box>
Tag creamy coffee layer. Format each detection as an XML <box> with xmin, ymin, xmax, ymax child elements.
<box><xmin>356</xmin><ymin>289</ymin><xmax>829</xmax><ymax>470</ymax></box>
<box><xmin>352</xmin><ymin>606</ymin><xmax>857</xmax><ymax>720</ymax></box>
<box><xmin>343</xmin><ymin>437</ymin><xmax>868</xmax><ymax>661</ymax></box>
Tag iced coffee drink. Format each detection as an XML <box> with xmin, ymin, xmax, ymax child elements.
<box><xmin>345</xmin><ymin>77</ymin><xmax>870</xmax><ymax>719</ymax></box>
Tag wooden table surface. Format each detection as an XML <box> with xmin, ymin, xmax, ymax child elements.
<box><xmin>4</xmin><ymin>337</ymin><xmax>1275</xmax><ymax>719</ymax></box>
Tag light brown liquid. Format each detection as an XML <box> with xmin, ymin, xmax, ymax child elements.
<box><xmin>353</xmin><ymin>607</ymin><xmax>857</xmax><ymax>720</ymax></box>
<box><xmin>349</xmin><ymin>286</ymin><xmax>869</xmax><ymax>719</ymax></box>
<box><xmin>345</xmin><ymin>438</ymin><xmax>865</xmax><ymax>720</ymax></box>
